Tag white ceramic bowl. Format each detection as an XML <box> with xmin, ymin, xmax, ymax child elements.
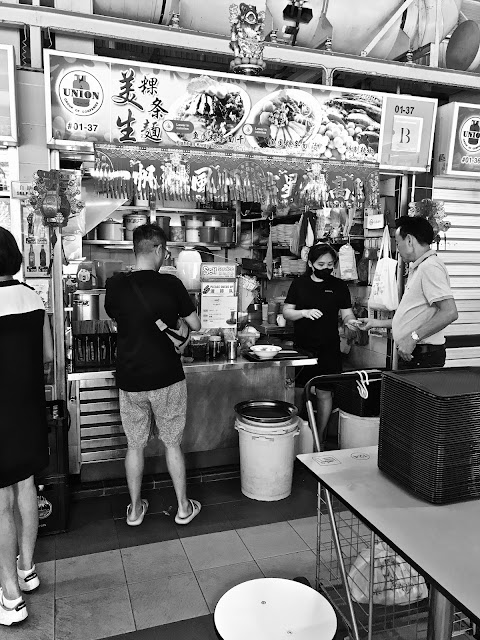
<box><xmin>250</xmin><ymin>345</ymin><xmax>282</xmax><ymax>360</ymax></box>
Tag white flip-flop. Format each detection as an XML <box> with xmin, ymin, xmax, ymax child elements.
<box><xmin>175</xmin><ymin>499</ymin><xmax>201</xmax><ymax>525</ymax></box>
<box><xmin>126</xmin><ymin>499</ymin><xmax>149</xmax><ymax>526</ymax></box>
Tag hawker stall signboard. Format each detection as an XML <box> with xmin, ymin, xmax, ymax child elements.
<box><xmin>0</xmin><ymin>45</ymin><xmax>17</xmax><ymax>146</ymax></box>
<box><xmin>45</xmin><ymin>51</ymin><xmax>437</xmax><ymax>172</ymax></box>
<box><xmin>433</xmin><ymin>102</ymin><xmax>480</xmax><ymax>176</ymax></box>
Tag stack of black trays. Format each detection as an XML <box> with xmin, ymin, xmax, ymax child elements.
<box><xmin>36</xmin><ymin>401</ymin><xmax>70</xmax><ymax>536</ymax></box>
<box><xmin>378</xmin><ymin>367</ymin><xmax>480</xmax><ymax>505</ymax></box>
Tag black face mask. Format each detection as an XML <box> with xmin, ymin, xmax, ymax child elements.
<box><xmin>312</xmin><ymin>267</ymin><xmax>333</xmax><ymax>280</ymax></box>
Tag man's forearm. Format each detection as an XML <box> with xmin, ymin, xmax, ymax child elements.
<box><xmin>415</xmin><ymin>310</ymin><xmax>457</xmax><ymax>342</ymax></box>
<box><xmin>372</xmin><ymin>318</ymin><xmax>392</xmax><ymax>329</ymax></box>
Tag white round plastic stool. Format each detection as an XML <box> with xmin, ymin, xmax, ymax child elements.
<box><xmin>214</xmin><ymin>578</ymin><xmax>337</xmax><ymax>640</ymax></box>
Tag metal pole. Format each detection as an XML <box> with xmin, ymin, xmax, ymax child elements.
<box><xmin>315</xmin><ymin>483</ymin><xmax>322</xmax><ymax>591</ymax></box>
<box><xmin>306</xmin><ymin>396</ymin><xmax>321</xmax><ymax>453</ymax></box>
<box><xmin>427</xmin><ymin>588</ymin><xmax>454</xmax><ymax>640</ymax></box>
<box><xmin>324</xmin><ymin>488</ymin><xmax>361</xmax><ymax>640</ymax></box>
<box><xmin>367</xmin><ymin>530</ymin><xmax>376</xmax><ymax>640</ymax></box>
<box><xmin>50</xmin><ymin>150</ymin><xmax>67</xmax><ymax>402</ymax></box>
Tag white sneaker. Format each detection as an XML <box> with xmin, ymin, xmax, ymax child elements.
<box><xmin>0</xmin><ymin>589</ymin><xmax>28</xmax><ymax>626</ymax></box>
<box><xmin>17</xmin><ymin>564</ymin><xmax>40</xmax><ymax>593</ymax></box>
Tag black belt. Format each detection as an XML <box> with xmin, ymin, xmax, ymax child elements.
<box><xmin>413</xmin><ymin>343</ymin><xmax>445</xmax><ymax>354</ymax></box>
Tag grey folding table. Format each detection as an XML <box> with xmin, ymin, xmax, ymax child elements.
<box><xmin>298</xmin><ymin>446</ymin><xmax>480</xmax><ymax>640</ymax></box>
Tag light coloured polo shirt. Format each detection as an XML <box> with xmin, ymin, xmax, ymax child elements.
<box><xmin>391</xmin><ymin>250</ymin><xmax>454</xmax><ymax>345</ymax></box>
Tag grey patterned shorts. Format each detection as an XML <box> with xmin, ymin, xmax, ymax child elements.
<box><xmin>119</xmin><ymin>380</ymin><xmax>187</xmax><ymax>449</ymax></box>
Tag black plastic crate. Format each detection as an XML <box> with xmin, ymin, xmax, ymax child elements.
<box><xmin>36</xmin><ymin>474</ymin><xmax>69</xmax><ymax>537</ymax></box>
<box><xmin>44</xmin><ymin>401</ymin><xmax>69</xmax><ymax>476</ymax></box>
<box><xmin>334</xmin><ymin>378</ymin><xmax>381</xmax><ymax>417</ymax></box>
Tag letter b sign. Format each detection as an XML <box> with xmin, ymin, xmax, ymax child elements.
<box><xmin>392</xmin><ymin>115</ymin><xmax>422</xmax><ymax>153</ymax></box>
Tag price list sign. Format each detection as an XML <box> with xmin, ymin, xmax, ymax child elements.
<box><xmin>200</xmin><ymin>264</ymin><xmax>238</xmax><ymax>330</ymax></box>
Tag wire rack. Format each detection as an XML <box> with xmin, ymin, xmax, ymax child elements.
<box><xmin>317</xmin><ymin>489</ymin><xmax>478</xmax><ymax>640</ymax></box>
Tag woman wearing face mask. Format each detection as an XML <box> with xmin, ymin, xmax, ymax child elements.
<box><xmin>283</xmin><ymin>244</ymin><xmax>360</xmax><ymax>450</ymax></box>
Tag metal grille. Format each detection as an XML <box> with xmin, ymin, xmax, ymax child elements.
<box><xmin>316</xmin><ymin>489</ymin><xmax>477</xmax><ymax>640</ymax></box>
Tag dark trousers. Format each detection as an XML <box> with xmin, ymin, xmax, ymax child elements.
<box><xmin>397</xmin><ymin>345</ymin><xmax>446</xmax><ymax>370</ymax></box>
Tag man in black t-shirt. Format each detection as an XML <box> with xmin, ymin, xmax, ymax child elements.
<box><xmin>105</xmin><ymin>224</ymin><xmax>201</xmax><ymax>527</ymax></box>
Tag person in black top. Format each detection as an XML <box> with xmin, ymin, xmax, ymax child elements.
<box><xmin>0</xmin><ymin>228</ymin><xmax>53</xmax><ymax>625</ymax></box>
<box><xmin>283</xmin><ymin>244</ymin><xmax>360</xmax><ymax>449</ymax></box>
<box><xmin>105</xmin><ymin>224</ymin><xmax>202</xmax><ymax>527</ymax></box>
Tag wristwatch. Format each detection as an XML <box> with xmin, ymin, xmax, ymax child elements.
<box><xmin>411</xmin><ymin>331</ymin><xmax>420</xmax><ymax>342</ymax></box>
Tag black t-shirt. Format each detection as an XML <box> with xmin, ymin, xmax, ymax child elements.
<box><xmin>105</xmin><ymin>271</ymin><xmax>195</xmax><ymax>391</ymax></box>
<box><xmin>284</xmin><ymin>275</ymin><xmax>351</xmax><ymax>350</ymax></box>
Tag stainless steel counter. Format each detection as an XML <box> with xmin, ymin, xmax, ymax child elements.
<box><xmin>67</xmin><ymin>354</ymin><xmax>316</xmax><ymax>380</ymax></box>
<box><xmin>67</xmin><ymin>355</ymin><xmax>317</xmax><ymax>481</ymax></box>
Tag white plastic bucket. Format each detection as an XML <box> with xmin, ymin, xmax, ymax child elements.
<box><xmin>214</xmin><ymin>578</ymin><xmax>337</xmax><ymax>640</ymax></box>
<box><xmin>235</xmin><ymin>417</ymin><xmax>299</xmax><ymax>501</ymax></box>
<box><xmin>294</xmin><ymin>418</ymin><xmax>314</xmax><ymax>456</ymax></box>
<box><xmin>338</xmin><ymin>410</ymin><xmax>379</xmax><ymax>449</ymax></box>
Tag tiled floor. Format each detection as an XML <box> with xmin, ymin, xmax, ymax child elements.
<box><xmin>7</xmin><ymin>466</ymin><xmax>349</xmax><ymax>640</ymax></box>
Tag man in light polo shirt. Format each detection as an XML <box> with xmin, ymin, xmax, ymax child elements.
<box><xmin>361</xmin><ymin>216</ymin><xmax>458</xmax><ymax>369</ymax></box>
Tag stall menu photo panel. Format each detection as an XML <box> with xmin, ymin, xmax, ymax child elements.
<box><xmin>45</xmin><ymin>50</ymin><xmax>436</xmax><ymax>172</ymax></box>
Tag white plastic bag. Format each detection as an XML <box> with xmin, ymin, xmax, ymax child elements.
<box><xmin>348</xmin><ymin>541</ymin><xmax>428</xmax><ymax>606</ymax></box>
<box><xmin>368</xmin><ymin>226</ymin><xmax>398</xmax><ymax>311</ymax></box>
<box><xmin>338</xmin><ymin>243</ymin><xmax>358</xmax><ymax>281</ymax></box>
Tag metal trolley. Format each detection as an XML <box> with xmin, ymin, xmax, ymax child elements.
<box><xmin>304</xmin><ymin>371</ymin><xmax>478</xmax><ymax>640</ymax></box>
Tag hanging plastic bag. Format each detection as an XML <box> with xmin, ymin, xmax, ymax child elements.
<box><xmin>368</xmin><ymin>226</ymin><xmax>398</xmax><ymax>311</ymax></box>
<box><xmin>338</xmin><ymin>244</ymin><xmax>358</xmax><ymax>281</ymax></box>
<box><xmin>348</xmin><ymin>541</ymin><xmax>428</xmax><ymax>606</ymax></box>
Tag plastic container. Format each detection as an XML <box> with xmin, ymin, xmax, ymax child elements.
<box><xmin>199</xmin><ymin>226</ymin><xmax>215</xmax><ymax>243</ymax></box>
<box><xmin>170</xmin><ymin>226</ymin><xmax>185</xmax><ymax>242</ymax></box>
<box><xmin>176</xmin><ymin>248</ymin><xmax>202</xmax><ymax>291</ymax></box>
<box><xmin>189</xmin><ymin>332</ymin><xmax>210</xmax><ymax>360</ymax></box>
<box><xmin>218</xmin><ymin>226</ymin><xmax>234</xmax><ymax>243</ymax></box>
<box><xmin>237</xmin><ymin>327</ymin><xmax>260</xmax><ymax>351</ymax></box>
<box><xmin>155</xmin><ymin>215</ymin><xmax>171</xmax><ymax>240</ymax></box>
<box><xmin>124</xmin><ymin>213</ymin><xmax>148</xmax><ymax>240</ymax></box>
<box><xmin>334</xmin><ymin>378</ymin><xmax>381</xmax><ymax>417</ymax></box>
<box><xmin>186</xmin><ymin>228</ymin><xmax>200</xmax><ymax>243</ymax></box>
<box><xmin>235</xmin><ymin>416</ymin><xmax>299</xmax><ymax>501</ymax></box>
<box><xmin>295</xmin><ymin>418</ymin><xmax>315</xmax><ymax>456</ymax></box>
<box><xmin>204</xmin><ymin>215</ymin><xmax>222</xmax><ymax>228</ymax></box>
<box><xmin>338</xmin><ymin>410</ymin><xmax>379</xmax><ymax>449</ymax></box>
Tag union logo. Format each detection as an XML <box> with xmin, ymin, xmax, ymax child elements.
<box><xmin>58</xmin><ymin>70</ymin><xmax>103</xmax><ymax>116</ymax></box>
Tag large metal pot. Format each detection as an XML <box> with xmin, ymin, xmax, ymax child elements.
<box><xmin>97</xmin><ymin>219</ymin><xmax>123</xmax><ymax>241</ymax></box>
<box><xmin>73</xmin><ymin>292</ymin><xmax>100</xmax><ymax>322</ymax></box>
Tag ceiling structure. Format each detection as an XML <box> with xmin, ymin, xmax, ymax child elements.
<box><xmin>2</xmin><ymin>0</ymin><xmax>480</xmax><ymax>104</ymax></box>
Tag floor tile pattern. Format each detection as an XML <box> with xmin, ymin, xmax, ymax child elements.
<box><xmin>8</xmin><ymin>467</ymin><xmax>351</xmax><ymax>640</ymax></box>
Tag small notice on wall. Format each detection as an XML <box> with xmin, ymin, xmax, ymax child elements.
<box><xmin>201</xmin><ymin>295</ymin><xmax>238</xmax><ymax>329</ymax></box>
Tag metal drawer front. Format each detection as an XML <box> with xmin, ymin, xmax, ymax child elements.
<box><xmin>80</xmin><ymin>400</ymin><xmax>120</xmax><ymax>414</ymax></box>
<box><xmin>81</xmin><ymin>389</ymin><xmax>119</xmax><ymax>401</ymax></box>
<box><xmin>81</xmin><ymin>447</ymin><xmax>128</xmax><ymax>462</ymax></box>
<box><xmin>81</xmin><ymin>424</ymin><xmax>125</xmax><ymax>437</ymax></box>
<box><xmin>81</xmin><ymin>413</ymin><xmax>121</xmax><ymax>425</ymax></box>
<box><xmin>81</xmin><ymin>436</ymin><xmax>127</xmax><ymax>450</ymax></box>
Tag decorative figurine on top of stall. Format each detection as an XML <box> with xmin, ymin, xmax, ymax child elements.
<box><xmin>229</xmin><ymin>3</ymin><xmax>267</xmax><ymax>74</ymax></box>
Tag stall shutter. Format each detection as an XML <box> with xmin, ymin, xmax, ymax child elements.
<box><xmin>433</xmin><ymin>176</ymin><xmax>480</xmax><ymax>365</ymax></box>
